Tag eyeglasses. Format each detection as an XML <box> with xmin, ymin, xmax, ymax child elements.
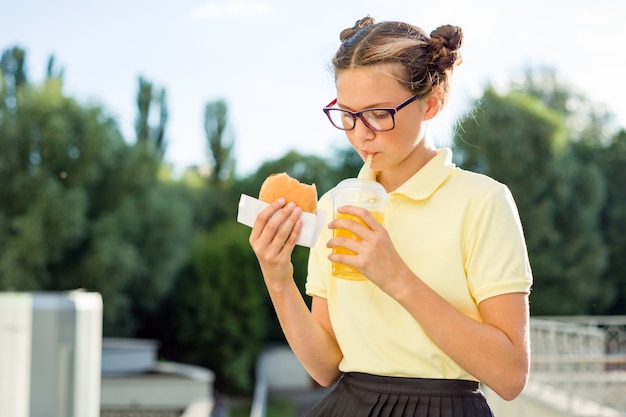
<box><xmin>322</xmin><ymin>95</ymin><xmax>420</xmax><ymax>132</ymax></box>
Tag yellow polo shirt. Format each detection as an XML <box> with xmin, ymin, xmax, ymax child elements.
<box><xmin>305</xmin><ymin>148</ymin><xmax>532</xmax><ymax>381</ymax></box>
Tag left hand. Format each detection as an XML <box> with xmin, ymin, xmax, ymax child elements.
<box><xmin>326</xmin><ymin>205</ymin><xmax>409</xmax><ymax>292</ymax></box>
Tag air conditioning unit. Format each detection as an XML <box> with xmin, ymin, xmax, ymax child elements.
<box><xmin>0</xmin><ymin>290</ymin><xmax>103</xmax><ymax>417</ymax></box>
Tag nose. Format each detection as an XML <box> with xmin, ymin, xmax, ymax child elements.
<box><xmin>353</xmin><ymin>116</ymin><xmax>375</xmax><ymax>140</ymax></box>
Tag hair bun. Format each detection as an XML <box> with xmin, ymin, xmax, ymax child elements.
<box><xmin>429</xmin><ymin>25</ymin><xmax>464</xmax><ymax>71</ymax></box>
<box><xmin>339</xmin><ymin>16</ymin><xmax>376</xmax><ymax>43</ymax></box>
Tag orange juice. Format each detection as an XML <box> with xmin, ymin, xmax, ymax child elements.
<box><xmin>332</xmin><ymin>211</ymin><xmax>385</xmax><ymax>280</ymax></box>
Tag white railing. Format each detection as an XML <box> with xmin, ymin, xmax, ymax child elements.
<box><xmin>248</xmin><ymin>346</ymin><xmax>324</xmax><ymax>417</ymax></box>
<box><xmin>249</xmin><ymin>356</ymin><xmax>269</xmax><ymax>417</ymax></box>
<box><xmin>527</xmin><ymin>317</ymin><xmax>626</xmax><ymax>416</ymax></box>
<box><xmin>250</xmin><ymin>318</ymin><xmax>626</xmax><ymax>417</ymax></box>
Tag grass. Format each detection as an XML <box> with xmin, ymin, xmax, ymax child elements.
<box><xmin>229</xmin><ymin>395</ymin><xmax>297</xmax><ymax>417</ymax></box>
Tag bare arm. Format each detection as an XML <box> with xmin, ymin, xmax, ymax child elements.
<box><xmin>328</xmin><ymin>205</ymin><xmax>530</xmax><ymax>400</ymax></box>
<box><xmin>265</xmin><ymin>285</ymin><xmax>342</xmax><ymax>386</ymax></box>
<box><xmin>391</xmin><ymin>275</ymin><xmax>529</xmax><ymax>400</ymax></box>
<box><xmin>249</xmin><ymin>199</ymin><xmax>342</xmax><ymax>386</ymax></box>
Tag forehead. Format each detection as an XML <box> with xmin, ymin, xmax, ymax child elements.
<box><xmin>335</xmin><ymin>65</ymin><xmax>410</xmax><ymax>107</ymax></box>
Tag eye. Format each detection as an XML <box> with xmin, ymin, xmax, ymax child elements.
<box><xmin>366</xmin><ymin>110</ymin><xmax>392</xmax><ymax>120</ymax></box>
<box><xmin>340</xmin><ymin>111</ymin><xmax>354</xmax><ymax>121</ymax></box>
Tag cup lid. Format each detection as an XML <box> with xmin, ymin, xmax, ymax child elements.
<box><xmin>335</xmin><ymin>178</ymin><xmax>388</xmax><ymax>195</ymax></box>
<box><xmin>333</xmin><ymin>178</ymin><xmax>390</xmax><ymax>207</ymax></box>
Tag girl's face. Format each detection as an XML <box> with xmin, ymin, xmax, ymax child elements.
<box><xmin>335</xmin><ymin>65</ymin><xmax>438</xmax><ymax>186</ymax></box>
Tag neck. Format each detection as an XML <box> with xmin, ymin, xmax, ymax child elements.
<box><xmin>378</xmin><ymin>142</ymin><xmax>438</xmax><ymax>192</ymax></box>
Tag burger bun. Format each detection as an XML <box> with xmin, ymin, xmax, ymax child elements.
<box><xmin>258</xmin><ymin>173</ymin><xmax>317</xmax><ymax>213</ymax></box>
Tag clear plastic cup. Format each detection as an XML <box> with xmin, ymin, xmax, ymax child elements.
<box><xmin>332</xmin><ymin>178</ymin><xmax>390</xmax><ymax>281</ymax></box>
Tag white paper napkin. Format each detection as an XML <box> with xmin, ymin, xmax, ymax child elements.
<box><xmin>237</xmin><ymin>194</ymin><xmax>327</xmax><ymax>248</ymax></box>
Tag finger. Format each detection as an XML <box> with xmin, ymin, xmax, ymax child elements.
<box><xmin>271</xmin><ymin>203</ymin><xmax>303</xmax><ymax>246</ymax></box>
<box><xmin>336</xmin><ymin>205</ymin><xmax>383</xmax><ymax>230</ymax></box>
<box><xmin>328</xmin><ymin>216</ymin><xmax>369</xmax><ymax>240</ymax></box>
<box><xmin>279</xmin><ymin>216</ymin><xmax>303</xmax><ymax>256</ymax></box>
<box><xmin>253</xmin><ymin>203</ymin><xmax>303</xmax><ymax>262</ymax></box>
<box><xmin>327</xmin><ymin>248</ymin><xmax>361</xmax><ymax>272</ymax></box>
<box><xmin>250</xmin><ymin>198</ymin><xmax>286</xmax><ymax>241</ymax></box>
<box><xmin>326</xmin><ymin>234</ymin><xmax>361</xmax><ymax>252</ymax></box>
<box><xmin>252</xmin><ymin>200</ymin><xmax>304</xmax><ymax>249</ymax></box>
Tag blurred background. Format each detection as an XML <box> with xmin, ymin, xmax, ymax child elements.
<box><xmin>4</xmin><ymin>0</ymin><xmax>626</xmax><ymax>175</ymax></box>
<box><xmin>1</xmin><ymin>0</ymin><xmax>626</xmax><ymax>416</ymax></box>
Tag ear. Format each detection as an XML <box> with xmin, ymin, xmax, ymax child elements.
<box><xmin>424</xmin><ymin>95</ymin><xmax>441</xmax><ymax>121</ymax></box>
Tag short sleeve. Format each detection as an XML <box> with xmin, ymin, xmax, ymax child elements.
<box><xmin>463</xmin><ymin>184</ymin><xmax>533</xmax><ymax>304</ymax></box>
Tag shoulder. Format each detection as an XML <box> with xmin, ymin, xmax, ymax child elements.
<box><xmin>445</xmin><ymin>167</ymin><xmax>515</xmax><ymax>206</ymax></box>
<box><xmin>451</xmin><ymin>166</ymin><xmax>507</xmax><ymax>192</ymax></box>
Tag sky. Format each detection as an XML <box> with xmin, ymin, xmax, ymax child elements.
<box><xmin>3</xmin><ymin>0</ymin><xmax>626</xmax><ymax>176</ymax></box>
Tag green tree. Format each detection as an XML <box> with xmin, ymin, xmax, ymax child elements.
<box><xmin>191</xmin><ymin>99</ymin><xmax>238</xmax><ymax>230</ymax></box>
<box><xmin>45</xmin><ymin>55</ymin><xmax>64</xmax><ymax>80</ymax></box>
<box><xmin>513</xmin><ymin>68</ymin><xmax>620</xmax><ymax>313</ymax></box>
<box><xmin>0</xmin><ymin>49</ymin><xmax>192</xmax><ymax>335</ymax></box>
<box><xmin>0</xmin><ymin>74</ymin><xmax>116</xmax><ymax>291</ymax></box>
<box><xmin>515</xmin><ymin>67</ymin><xmax>616</xmax><ymax>145</ymax></box>
<box><xmin>455</xmin><ymin>86</ymin><xmax>607</xmax><ymax>314</ymax></box>
<box><xmin>591</xmin><ymin>129</ymin><xmax>626</xmax><ymax>313</ymax></box>
<box><xmin>135</xmin><ymin>75</ymin><xmax>168</xmax><ymax>155</ymax></box>
<box><xmin>330</xmin><ymin>145</ymin><xmax>362</xmax><ymax>181</ymax></box>
<box><xmin>163</xmin><ymin>221</ymin><xmax>269</xmax><ymax>393</ymax></box>
<box><xmin>204</xmin><ymin>99</ymin><xmax>235</xmax><ymax>186</ymax></box>
<box><xmin>0</xmin><ymin>46</ymin><xmax>27</xmax><ymax>89</ymax></box>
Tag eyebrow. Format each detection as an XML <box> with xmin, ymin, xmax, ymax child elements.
<box><xmin>336</xmin><ymin>100</ymin><xmax>397</xmax><ymax>111</ymax></box>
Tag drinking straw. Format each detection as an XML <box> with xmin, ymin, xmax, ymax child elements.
<box><xmin>364</xmin><ymin>153</ymin><xmax>373</xmax><ymax>177</ymax></box>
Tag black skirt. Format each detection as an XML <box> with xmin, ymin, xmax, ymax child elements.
<box><xmin>305</xmin><ymin>373</ymin><xmax>494</xmax><ymax>417</ymax></box>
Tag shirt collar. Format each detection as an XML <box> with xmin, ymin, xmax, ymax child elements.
<box><xmin>357</xmin><ymin>148</ymin><xmax>455</xmax><ymax>201</ymax></box>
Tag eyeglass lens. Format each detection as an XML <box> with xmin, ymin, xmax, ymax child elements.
<box><xmin>327</xmin><ymin>109</ymin><xmax>394</xmax><ymax>131</ymax></box>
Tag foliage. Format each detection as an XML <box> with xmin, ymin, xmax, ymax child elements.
<box><xmin>328</xmin><ymin>145</ymin><xmax>362</xmax><ymax>181</ymax></box>
<box><xmin>515</xmin><ymin>68</ymin><xmax>626</xmax><ymax>314</ymax></box>
<box><xmin>135</xmin><ymin>75</ymin><xmax>168</xmax><ymax>155</ymax></box>
<box><xmin>514</xmin><ymin>67</ymin><xmax>617</xmax><ymax>144</ymax></box>
<box><xmin>0</xmin><ymin>46</ymin><xmax>27</xmax><ymax>88</ymax></box>
<box><xmin>205</xmin><ymin>99</ymin><xmax>235</xmax><ymax>186</ymax></box>
<box><xmin>0</xmin><ymin>49</ymin><xmax>193</xmax><ymax>335</ymax></box>
<box><xmin>162</xmin><ymin>221</ymin><xmax>270</xmax><ymax>393</ymax></box>
<box><xmin>455</xmin><ymin>86</ymin><xmax>608</xmax><ymax>314</ymax></box>
<box><xmin>588</xmin><ymin>130</ymin><xmax>626</xmax><ymax>313</ymax></box>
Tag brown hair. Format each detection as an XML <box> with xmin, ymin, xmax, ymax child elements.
<box><xmin>332</xmin><ymin>16</ymin><xmax>464</xmax><ymax>107</ymax></box>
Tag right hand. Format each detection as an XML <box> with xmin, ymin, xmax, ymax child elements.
<box><xmin>249</xmin><ymin>198</ymin><xmax>303</xmax><ymax>289</ymax></box>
